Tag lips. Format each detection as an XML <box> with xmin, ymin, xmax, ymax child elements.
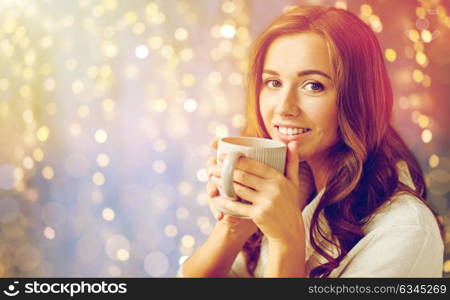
<box><xmin>274</xmin><ymin>125</ymin><xmax>312</xmax><ymax>143</ymax></box>
<box><xmin>277</xmin><ymin>126</ymin><xmax>311</xmax><ymax>135</ymax></box>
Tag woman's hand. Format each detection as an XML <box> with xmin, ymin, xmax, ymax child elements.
<box><xmin>210</xmin><ymin>141</ymin><xmax>309</xmax><ymax>244</ymax></box>
<box><xmin>206</xmin><ymin>139</ymin><xmax>257</xmax><ymax>239</ymax></box>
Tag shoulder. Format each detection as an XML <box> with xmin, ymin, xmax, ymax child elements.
<box><xmin>363</xmin><ymin>192</ymin><xmax>441</xmax><ymax>237</ymax></box>
<box><xmin>334</xmin><ymin>192</ymin><xmax>444</xmax><ymax>277</ymax></box>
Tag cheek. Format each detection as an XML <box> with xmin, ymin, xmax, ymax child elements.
<box><xmin>259</xmin><ymin>97</ymin><xmax>274</xmax><ymax>128</ymax></box>
<box><xmin>315</xmin><ymin>107</ymin><xmax>339</xmax><ymax>142</ymax></box>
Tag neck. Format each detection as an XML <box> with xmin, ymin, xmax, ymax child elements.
<box><xmin>306</xmin><ymin>154</ymin><xmax>329</xmax><ymax>192</ymax></box>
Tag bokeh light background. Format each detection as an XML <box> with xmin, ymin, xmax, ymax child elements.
<box><xmin>0</xmin><ymin>0</ymin><xmax>449</xmax><ymax>277</ymax></box>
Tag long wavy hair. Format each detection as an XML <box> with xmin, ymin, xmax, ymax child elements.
<box><xmin>239</xmin><ymin>5</ymin><xmax>444</xmax><ymax>277</ymax></box>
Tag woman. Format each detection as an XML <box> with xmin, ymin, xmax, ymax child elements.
<box><xmin>179</xmin><ymin>5</ymin><xmax>444</xmax><ymax>277</ymax></box>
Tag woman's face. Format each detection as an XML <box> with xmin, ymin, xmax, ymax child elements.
<box><xmin>259</xmin><ymin>32</ymin><xmax>339</xmax><ymax>161</ymax></box>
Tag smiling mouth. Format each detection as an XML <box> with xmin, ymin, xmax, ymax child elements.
<box><xmin>275</xmin><ymin>125</ymin><xmax>312</xmax><ymax>136</ymax></box>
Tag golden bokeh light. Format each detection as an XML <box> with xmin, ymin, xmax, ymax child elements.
<box><xmin>183</xmin><ymin>98</ymin><xmax>198</xmax><ymax>112</ymax></box>
<box><xmin>135</xmin><ymin>45</ymin><xmax>149</xmax><ymax>59</ymax></box>
<box><xmin>148</xmin><ymin>36</ymin><xmax>163</xmax><ymax>49</ymax></box>
<box><xmin>421</xmin><ymin>30</ymin><xmax>432</xmax><ymax>43</ymax></box>
<box><xmin>77</xmin><ymin>105</ymin><xmax>90</xmax><ymax>119</ymax></box>
<box><xmin>72</xmin><ymin>80</ymin><xmax>84</xmax><ymax>94</ymax></box>
<box><xmin>153</xmin><ymin>160</ymin><xmax>166</xmax><ymax>173</ymax></box>
<box><xmin>164</xmin><ymin>225</ymin><xmax>178</xmax><ymax>237</ymax></box>
<box><xmin>23</xmin><ymin>156</ymin><xmax>34</xmax><ymax>170</ymax></box>
<box><xmin>97</xmin><ymin>153</ymin><xmax>110</xmax><ymax>167</ymax></box>
<box><xmin>222</xmin><ymin>1</ymin><xmax>236</xmax><ymax>14</ymax></box>
<box><xmin>421</xmin><ymin>129</ymin><xmax>432</xmax><ymax>143</ymax></box>
<box><xmin>42</xmin><ymin>166</ymin><xmax>54</xmax><ymax>180</ymax></box>
<box><xmin>220</xmin><ymin>24</ymin><xmax>236</xmax><ymax>39</ymax></box>
<box><xmin>181</xmin><ymin>235</ymin><xmax>195</xmax><ymax>248</ymax></box>
<box><xmin>43</xmin><ymin>227</ymin><xmax>56</xmax><ymax>240</ymax></box>
<box><xmin>179</xmin><ymin>47</ymin><xmax>194</xmax><ymax>62</ymax></box>
<box><xmin>418</xmin><ymin>115</ymin><xmax>430</xmax><ymax>128</ymax></box>
<box><xmin>116</xmin><ymin>249</ymin><xmax>129</xmax><ymax>261</ymax></box>
<box><xmin>412</xmin><ymin>69</ymin><xmax>424</xmax><ymax>82</ymax></box>
<box><xmin>153</xmin><ymin>139</ymin><xmax>167</xmax><ymax>152</ymax></box>
<box><xmin>444</xmin><ymin>260</ymin><xmax>450</xmax><ymax>273</ymax></box>
<box><xmin>37</xmin><ymin>126</ymin><xmax>50</xmax><ymax>142</ymax></box>
<box><xmin>385</xmin><ymin>48</ymin><xmax>397</xmax><ymax>62</ymax></box>
<box><xmin>95</xmin><ymin>129</ymin><xmax>108</xmax><ymax>144</ymax></box>
<box><xmin>174</xmin><ymin>27</ymin><xmax>189</xmax><ymax>41</ymax></box>
<box><xmin>429</xmin><ymin>154</ymin><xmax>439</xmax><ymax>168</ymax></box>
<box><xmin>214</xmin><ymin>124</ymin><xmax>229</xmax><ymax>138</ymax></box>
<box><xmin>102</xmin><ymin>208</ymin><xmax>115</xmax><ymax>221</ymax></box>
<box><xmin>176</xmin><ymin>207</ymin><xmax>189</xmax><ymax>220</ymax></box>
<box><xmin>32</xmin><ymin>148</ymin><xmax>44</xmax><ymax>162</ymax></box>
<box><xmin>178</xmin><ymin>181</ymin><xmax>192</xmax><ymax>196</ymax></box>
<box><xmin>416</xmin><ymin>51</ymin><xmax>428</xmax><ymax>66</ymax></box>
<box><xmin>181</xmin><ymin>73</ymin><xmax>196</xmax><ymax>87</ymax></box>
<box><xmin>92</xmin><ymin>172</ymin><xmax>105</xmax><ymax>185</ymax></box>
<box><xmin>361</xmin><ymin>4</ymin><xmax>372</xmax><ymax>16</ymax></box>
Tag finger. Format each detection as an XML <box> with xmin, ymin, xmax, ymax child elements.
<box><xmin>208</xmin><ymin>164</ymin><xmax>222</xmax><ymax>179</ymax></box>
<box><xmin>208</xmin><ymin>167</ymin><xmax>264</xmax><ymax>193</ymax></box>
<box><xmin>232</xmin><ymin>182</ymin><xmax>259</xmax><ymax>204</ymax></box>
<box><xmin>286</xmin><ymin>141</ymin><xmax>300</xmax><ymax>184</ymax></box>
<box><xmin>206</xmin><ymin>156</ymin><xmax>216</xmax><ymax>169</ymax></box>
<box><xmin>210</xmin><ymin>175</ymin><xmax>221</xmax><ymax>189</ymax></box>
<box><xmin>232</xmin><ymin>169</ymin><xmax>264</xmax><ymax>192</ymax></box>
<box><xmin>210</xmin><ymin>139</ymin><xmax>219</xmax><ymax>150</ymax></box>
<box><xmin>206</xmin><ymin>180</ymin><xmax>219</xmax><ymax>198</ymax></box>
<box><xmin>207</xmin><ymin>197</ymin><xmax>222</xmax><ymax>220</ymax></box>
<box><xmin>217</xmin><ymin>153</ymin><xmax>226</xmax><ymax>164</ymax></box>
<box><xmin>206</xmin><ymin>156</ymin><xmax>218</xmax><ymax>178</ymax></box>
<box><xmin>213</xmin><ymin>196</ymin><xmax>253</xmax><ymax>218</ymax></box>
<box><xmin>234</xmin><ymin>157</ymin><xmax>279</xmax><ymax>179</ymax></box>
<box><xmin>206</xmin><ymin>180</ymin><xmax>222</xmax><ymax>220</ymax></box>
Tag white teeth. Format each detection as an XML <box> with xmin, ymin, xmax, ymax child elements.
<box><xmin>277</xmin><ymin>126</ymin><xmax>310</xmax><ymax>135</ymax></box>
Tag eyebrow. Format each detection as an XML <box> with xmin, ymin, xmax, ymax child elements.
<box><xmin>262</xmin><ymin>69</ymin><xmax>332</xmax><ymax>80</ymax></box>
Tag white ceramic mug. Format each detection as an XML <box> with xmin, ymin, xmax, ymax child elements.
<box><xmin>215</xmin><ymin>136</ymin><xmax>287</xmax><ymax>218</ymax></box>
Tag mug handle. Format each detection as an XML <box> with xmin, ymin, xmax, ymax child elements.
<box><xmin>221</xmin><ymin>151</ymin><xmax>245</xmax><ymax>199</ymax></box>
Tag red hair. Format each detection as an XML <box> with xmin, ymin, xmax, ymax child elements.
<box><xmin>240</xmin><ymin>5</ymin><xmax>444</xmax><ymax>277</ymax></box>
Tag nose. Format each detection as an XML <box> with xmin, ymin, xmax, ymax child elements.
<box><xmin>274</xmin><ymin>85</ymin><xmax>301</xmax><ymax>117</ymax></box>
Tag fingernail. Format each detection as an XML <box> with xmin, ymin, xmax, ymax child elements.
<box><xmin>210</xmin><ymin>189</ymin><xmax>218</xmax><ymax>197</ymax></box>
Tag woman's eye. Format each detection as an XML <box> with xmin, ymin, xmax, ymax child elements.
<box><xmin>265</xmin><ymin>79</ymin><xmax>282</xmax><ymax>88</ymax></box>
<box><xmin>303</xmin><ymin>81</ymin><xmax>324</xmax><ymax>92</ymax></box>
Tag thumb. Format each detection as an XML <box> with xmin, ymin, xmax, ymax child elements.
<box><xmin>285</xmin><ymin>141</ymin><xmax>300</xmax><ymax>184</ymax></box>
